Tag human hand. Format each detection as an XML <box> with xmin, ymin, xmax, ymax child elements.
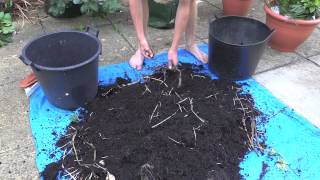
<box><xmin>139</xmin><ymin>40</ymin><xmax>154</xmax><ymax>59</ymax></box>
<box><xmin>168</xmin><ymin>49</ymin><xmax>178</xmax><ymax>69</ymax></box>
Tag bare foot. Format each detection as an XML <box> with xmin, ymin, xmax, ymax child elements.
<box><xmin>129</xmin><ymin>49</ymin><xmax>144</xmax><ymax>70</ymax></box>
<box><xmin>186</xmin><ymin>44</ymin><xmax>208</xmax><ymax>64</ymax></box>
<box><xmin>168</xmin><ymin>49</ymin><xmax>179</xmax><ymax>69</ymax></box>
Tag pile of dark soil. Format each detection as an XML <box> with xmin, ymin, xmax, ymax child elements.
<box><xmin>42</xmin><ymin>64</ymin><xmax>261</xmax><ymax>180</ymax></box>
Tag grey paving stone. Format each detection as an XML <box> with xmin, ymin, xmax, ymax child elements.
<box><xmin>0</xmin><ymin>23</ymin><xmax>42</xmax><ymax>86</ymax></box>
<box><xmin>197</xmin><ymin>1</ymin><xmax>222</xmax><ymax>39</ymax></box>
<box><xmin>98</xmin><ymin>25</ymin><xmax>135</xmax><ymax>65</ymax></box>
<box><xmin>255</xmin><ymin>47</ymin><xmax>303</xmax><ymax>74</ymax></box>
<box><xmin>309</xmin><ymin>54</ymin><xmax>320</xmax><ymax>66</ymax></box>
<box><xmin>0</xmin><ymin>142</ymin><xmax>38</xmax><ymax>179</ymax></box>
<box><xmin>106</xmin><ymin>8</ymin><xmax>132</xmax><ymax>24</ymax></box>
<box><xmin>204</xmin><ymin>0</ymin><xmax>223</xmax><ymax>9</ymax></box>
<box><xmin>254</xmin><ymin>60</ymin><xmax>320</xmax><ymax>127</ymax></box>
<box><xmin>296</xmin><ymin>28</ymin><xmax>320</xmax><ymax>58</ymax></box>
<box><xmin>109</xmin><ymin>20</ymin><xmax>179</xmax><ymax>53</ymax></box>
<box><xmin>41</xmin><ymin>15</ymin><xmax>110</xmax><ymax>32</ymax></box>
<box><xmin>0</xmin><ymin>83</ymin><xmax>38</xmax><ymax>178</ymax></box>
<box><xmin>247</xmin><ymin>0</ymin><xmax>266</xmax><ymax>22</ymax></box>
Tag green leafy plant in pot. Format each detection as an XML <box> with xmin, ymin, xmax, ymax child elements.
<box><xmin>264</xmin><ymin>0</ymin><xmax>320</xmax><ymax>52</ymax></box>
<box><xmin>46</xmin><ymin>0</ymin><xmax>121</xmax><ymax>18</ymax></box>
<box><xmin>148</xmin><ymin>0</ymin><xmax>179</xmax><ymax>29</ymax></box>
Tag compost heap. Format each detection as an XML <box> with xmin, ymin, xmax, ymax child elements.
<box><xmin>43</xmin><ymin>64</ymin><xmax>262</xmax><ymax>180</ymax></box>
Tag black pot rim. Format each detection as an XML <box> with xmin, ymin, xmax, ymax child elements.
<box><xmin>209</xmin><ymin>16</ymin><xmax>275</xmax><ymax>47</ymax></box>
<box><xmin>22</xmin><ymin>31</ymin><xmax>101</xmax><ymax>72</ymax></box>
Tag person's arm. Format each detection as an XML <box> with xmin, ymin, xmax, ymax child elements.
<box><xmin>128</xmin><ymin>0</ymin><xmax>154</xmax><ymax>58</ymax></box>
<box><xmin>168</xmin><ymin>0</ymin><xmax>193</xmax><ymax>69</ymax></box>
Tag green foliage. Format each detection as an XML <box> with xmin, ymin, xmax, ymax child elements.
<box><xmin>0</xmin><ymin>11</ymin><xmax>15</xmax><ymax>47</ymax></box>
<box><xmin>48</xmin><ymin>0</ymin><xmax>122</xmax><ymax>17</ymax></box>
<box><xmin>269</xmin><ymin>0</ymin><xmax>320</xmax><ymax>19</ymax></box>
<box><xmin>48</xmin><ymin>0</ymin><xmax>72</xmax><ymax>17</ymax></box>
<box><xmin>0</xmin><ymin>0</ymin><xmax>13</xmax><ymax>13</ymax></box>
<box><xmin>100</xmin><ymin>0</ymin><xmax>122</xmax><ymax>13</ymax></box>
<box><xmin>79</xmin><ymin>0</ymin><xmax>99</xmax><ymax>16</ymax></box>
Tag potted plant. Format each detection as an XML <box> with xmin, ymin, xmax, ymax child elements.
<box><xmin>45</xmin><ymin>0</ymin><xmax>121</xmax><ymax>18</ymax></box>
<box><xmin>45</xmin><ymin>0</ymin><xmax>82</xmax><ymax>18</ymax></box>
<box><xmin>264</xmin><ymin>0</ymin><xmax>320</xmax><ymax>52</ymax></box>
<box><xmin>148</xmin><ymin>0</ymin><xmax>179</xmax><ymax>29</ymax></box>
<box><xmin>222</xmin><ymin>0</ymin><xmax>253</xmax><ymax>16</ymax></box>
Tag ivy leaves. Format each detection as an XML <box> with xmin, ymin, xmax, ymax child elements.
<box><xmin>0</xmin><ymin>11</ymin><xmax>15</xmax><ymax>47</ymax></box>
<box><xmin>80</xmin><ymin>0</ymin><xmax>122</xmax><ymax>16</ymax></box>
<box><xmin>48</xmin><ymin>0</ymin><xmax>121</xmax><ymax>17</ymax></box>
<box><xmin>272</xmin><ymin>0</ymin><xmax>320</xmax><ymax>19</ymax></box>
<box><xmin>101</xmin><ymin>0</ymin><xmax>122</xmax><ymax>13</ymax></box>
<box><xmin>48</xmin><ymin>0</ymin><xmax>71</xmax><ymax>17</ymax></box>
<box><xmin>80</xmin><ymin>0</ymin><xmax>99</xmax><ymax>16</ymax></box>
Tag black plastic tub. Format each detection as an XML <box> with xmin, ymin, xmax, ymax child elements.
<box><xmin>20</xmin><ymin>28</ymin><xmax>101</xmax><ymax>110</ymax></box>
<box><xmin>209</xmin><ymin>16</ymin><xmax>274</xmax><ymax>80</ymax></box>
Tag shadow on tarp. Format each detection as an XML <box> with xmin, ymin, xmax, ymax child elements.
<box><xmin>29</xmin><ymin>44</ymin><xmax>320</xmax><ymax>179</ymax></box>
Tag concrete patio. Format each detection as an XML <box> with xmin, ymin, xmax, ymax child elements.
<box><xmin>0</xmin><ymin>0</ymin><xmax>319</xmax><ymax>179</ymax></box>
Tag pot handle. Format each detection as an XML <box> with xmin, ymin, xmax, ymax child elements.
<box><xmin>86</xmin><ymin>26</ymin><xmax>102</xmax><ymax>55</ymax></box>
<box><xmin>267</xmin><ymin>28</ymin><xmax>276</xmax><ymax>40</ymax></box>
<box><xmin>86</xmin><ymin>26</ymin><xmax>100</xmax><ymax>38</ymax></box>
<box><xmin>19</xmin><ymin>55</ymin><xmax>32</xmax><ymax>66</ymax></box>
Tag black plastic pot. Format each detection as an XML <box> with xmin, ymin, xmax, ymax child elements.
<box><xmin>209</xmin><ymin>16</ymin><xmax>274</xmax><ymax>80</ymax></box>
<box><xmin>20</xmin><ymin>28</ymin><xmax>101</xmax><ymax>110</ymax></box>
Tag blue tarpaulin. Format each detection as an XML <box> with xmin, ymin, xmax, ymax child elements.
<box><xmin>29</xmin><ymin>44</ymin><xmax>320</xmax><ymax>179</ymax></box>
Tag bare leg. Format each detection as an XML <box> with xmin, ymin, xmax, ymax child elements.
<box><xmin>129</xmin><ymin>0</ymin><xmax>153</xmax><ymax>70</ymax></box>
<box><xmin>186</xmin><ymin>0</ymin><xmax>208</xmax><ymax>63</ymax></box>
<box><xmin>142</xmin><ymin>0</ymin><xmax>149</xmax><ymax>33</ymax></box>
<box><xmin>168</xmin><ymin>0</ymin><xmax>193</xmax><ymax>69</ymax></box>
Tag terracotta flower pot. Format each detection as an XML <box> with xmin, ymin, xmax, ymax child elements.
<box><xmin>222</xmin><ymin>0</ymin><xmax>253</xmax><ymax>16</ymax></box>
<box><xmin>264</xmin><ymin>5</ymin><xmax>320</xmax><ymax>52</ymax></box>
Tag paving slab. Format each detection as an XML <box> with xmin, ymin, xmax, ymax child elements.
<box><xmin>204</xmin><ymin>0</ymin><xmax>222</xmax><ymax>9</ymax></box>
<box><xmin>0</xmin><ymin>144</ymin><xmax>39</xmax><ymax>179</ymax></box>
<box><xmin>98</xmin><ymin>25</ymin><xmax>135</xmax><ymax>65</ymax></box>
<box><xmin>248</xmin><ymin>0</ymin><xmax>266</xmax><ymax>22</ymax></box>
<box><xmin>0</xmin><ymin>22</ymin><xmax>44</xmax><ymax>87</ymax></box>
<box><xmin>108</xmin><ymin>2</ymin><xmax>217</xmax><ymax>54</ymax></box>
<box><xmin>0</xmin><ymin>52</ymin><xmax>31</xmax><ymax>87</ymax></box>
<box><xmin>254</xmin><ymin>60</ymin><xmax>320</xmax><ymax>127</ymax></box>
<box><xmin>108</xmin><ymin>20</ymin><xmax>175</xmax><ymax>52</ymax></box>
<box><xmin>196</xmin><ymin>1</ymin><xmax>222</xmax><ymax>40</ymax></box>
<box><xmin>40</xmin><ymin>15</ymin><xmax>110</xmax><ymax>32</ymax></box>
<box><xmin>296</xmin><ymin>28</ymin><xmax>320</xmax><ymax>58</ymax></box>
<box><xmin>0</xmin><ymin>83</ymin><xmax>38</xmax><ymax>179</ymax></box>
<box><xmin>309</xmin><ymin>54</ymin><xmax>320</xmax><ymax>66</ymax></box>
<box><xmin>106</xmin><ymin>7</ymin><xmax>131</xmax><ymax>24</ymax></box>
<box><xmin>255</xmin><ymin>46</ymin><xmax>303</xmax><ymax>74</ymax></box>
<box><xmin>109</xmin><ymin>21</ymin><xmax>202</xmax><ymax>55</ymax></box>
<box><xmin>0</xmin><ymin>22</ymin><xmax>43</xmax><ymax>86</ymax></box>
